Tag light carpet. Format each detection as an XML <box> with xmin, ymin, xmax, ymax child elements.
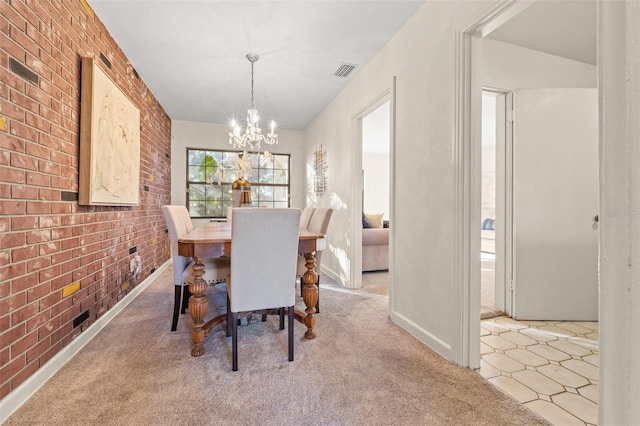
<box><xmin>4</xmin><ymin>268</ymin><xmax>550</xmax><ymax>425</ymax></box>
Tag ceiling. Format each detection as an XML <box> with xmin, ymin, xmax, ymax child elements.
<box><xmin>485</xmin><ymin>0</ymin><xmax>596</xmax><ymax>65</ymax></box>
<box><xmin>87</xmin><ymin>0</ymin><xmax>596</xmax><ymax>131</ymax></box>
<box><xmin>86</xmin><ymin>0</ymin><xmax>426</xmax><ymax>130</ymax></box>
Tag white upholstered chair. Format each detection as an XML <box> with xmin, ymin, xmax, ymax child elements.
<box><xmin>299</xmin><ymin>206</ymin><xmax>315</xmax><ymax>229</ymax></box>
<box><xmin>226</xmin><ymin>207</ymin><xmax>301</xmax><ymax>371</ymax></box>
<box><xmin>162</xmin><ymin>205</ymin><xmax>230</xmax><ymax>331</ymax></box>
<box><xmin>297</xmin><ymin>207</ymin><xmax>333</xmax><ymax>313</ymax></box>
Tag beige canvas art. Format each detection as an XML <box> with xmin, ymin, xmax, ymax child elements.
<box><xmin>79</xmin><ymin>57</ymin><xmax>140</xmax><ymax>205</ymax></box>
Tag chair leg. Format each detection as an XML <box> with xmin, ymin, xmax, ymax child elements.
<box><xmin>226</xmin><ymin>296</ymin><xmax>231</xmax><ymax>337</ymax></box>
<box><xmin>181</xmin><ymin>285</ymin><xmax>191</xmax><ymax>314</ymax></box>
<box><xmin>279</xmin><ymin>308</ymin><xmax>285</xmax><ymax>330</ymax></box>
<box><xmin>232</xmin><ymin>311</ymin><xmax>239</xmax><ymax>371</ymax></box>
<box><xmin>171</xmin><ymin>286</ymin><xmax>181</xmax><ymax>331</ymax></box>
<box><xmin>288</xmin><ymin>305</ymin><xmax>294</xmax><ymax>362</ymax></box>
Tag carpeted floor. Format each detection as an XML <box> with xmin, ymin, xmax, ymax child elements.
<box><xmin>4</xmin><ymin>268</ymin><xmax>550</xmax><ymax>426</ymax></box>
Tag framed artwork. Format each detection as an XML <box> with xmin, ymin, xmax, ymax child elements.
<box><xmin>79</xmin><ymin>57</ymin><xmax>140</xmax><ymax>206</ymax></box>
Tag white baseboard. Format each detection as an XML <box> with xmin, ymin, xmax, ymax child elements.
<box><xmin>0</xmin><ymin>261</ymin><xmax>170</xmax><ymax>424</ymax></box>
<box><xmin>389</xmin><ymin>310</ymin><xmax>453</xmax><ymax>361</ymax></box>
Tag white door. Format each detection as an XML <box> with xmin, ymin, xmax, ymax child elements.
<box><xmin>513</xmin><ymin>88</ymin><xmax>598</xmax><ymax>321</ymax></box>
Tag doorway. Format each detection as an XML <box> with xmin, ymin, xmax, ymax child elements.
<box><xmin>480</xmin><ymin>90</ymin><xmax>509</xmax><ymax>319</ymax></box>
<box><xmin>360</xmin><ymin>100</ymin><xmax>391</xmax><ymax>295</ymax></box>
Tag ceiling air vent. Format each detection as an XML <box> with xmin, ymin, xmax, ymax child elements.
<box><xmin>334</xmin><ymin>62</ymin><xmax>358</xmax><ymax>78</ymax></box>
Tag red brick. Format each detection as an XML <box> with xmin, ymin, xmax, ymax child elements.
<box><xmin>0</xmin><ymin>133</ymin><xmax>25</xmax><ymax>152</ymax></box>
<box><xmin>25</xmin><ymin>111</ymin><xmax>51</xmax><ymax>133</ymax></box>
<box><xmin>26</xmin><ymin>229</ymin><xmax>51</xmax><ymax>244</ymax></box>
<box><xmin>38</xmin><ymin>291</ymin><xmax>61</xmax><ymax>312</ymax></box>
<box><xmin>38</xmin><ymin>188</ymin><xmax>59</xmax><ymax>201</ymax></box>
<box><xmin>11</xmin><ymin>184</ymin><xmax>38</xmax><ymax>199</ymax></box>
<box><xmin>8</xmin><ymin>0</ymin><xmax>39</xmax><ymax>29</ymax></box>
<box><xmin>25</xmin><ymin>84</ymin><xmax>51</xmax><ymax>108</ymax></box>
<box><xmin>38</xmin><ymin>133</ymin><xmax>60</xmax><ymax>150</ymax></box>
<box><xmin>10</xmin><ymin>86</ymin><xmax>39</xmax><ymax>114</ymax></box>
<box><xmin>39</xmin><ymin>215</ymin><xmax>60</xmax><ymax>228</ymax></box>
<box><xmin>9</xmin><ymin>121</ymin><xmax>38</xmax><ymax>143</ymax></box>
<box><xmin>11</xmin><ymin>330</ymin><xmax>38</xmax><ymax>358</ymax></box>
<box><xmin>0</xmin><ymin>31</ymin><xmax>25</xmax><ymax>64</ymax></box>
<box><xmin>11</xmin><ymin>244</ymin><xmax>37</xmax><ymax>262</ymax></box>
<box><xmin>50</xmin><ymin>150</ymin><xmax>70</xmax><ymax>166</ymax></box>
<box><xmin>0</xmin><ymin>261</ymin><xmax>25</xmax><ymax>282</ymax></box>
<box><xmin>26</xmin><ymin>201</ymin><xmax>50</xmax><ymax>215</ymax></box>
<box><xmin>25</xmin><ymin>22</ymin><xmax>51</xmax><ymax>55</ymax></box>
<box><xmin>25</xmin><ymin>335</ymin><xmax>50</xmax><ymax>365</ymax></box>
<box><xmin>27</xmin><ymin>252</ymin><xmax>50</xmax><ymax>270</ymax></box>
<box><xmin>38</xmin><ymin>264</ymin><xmax>60</xmax><ymax>282</ymax></box>
<box><xmin>0</xmin><ymin>231</ymin><xmax>25</xmax><ymax>248</ymax></box>
<box><xmin>38</xmin><ymin>240</ymin><xmax>59</xmax><ymax>256</ymax></box>
<box><xmin>0</xmin><ymin>216</ymin><xmax>9</xmax><ymax>231</ymax></box>
<box><xmin>0</xmin><ymin>200</ymin><xmax>26</xmax><ymax>215</ymax></box>
<box><xmin>38</xmin><ymin>160</ymin><xmax>60</xmax><ymax>175</ymax></box>
<box><xmin>10</xmin><ymin>308</ymin><xmax>38</xmax><ymax>336</ymax></box>
<box><xmin>0</xmin><ymin>166</ymin><xmax>26</xmax><ymax>184</ymax></box>
<box><xmin>50</xmin><ymin>272</ymin><xmax>72</xmax><ymax>292</ymax></box>
<box><xmin>25</xmin><ymin>141</ymin><xmax>51</xmax><ymax>160</ymax></box>
<box><xmin>51</xmin><ymin>227</ymin><xmax>72</xmax><ymax>241</ymax></box>
<box><xmin>10</xmin><ymin>271</ymin><xmax>38</xmax><ymax>293</ymax></box>
<box><xmin>0</xmin><ymin>281</ymin><xmax>11</xmax><ymax>298</ymax></box>
<box><xmin>10</xmin><ymin>152</ymin><xmax>38</xmax><ymax>171</ymax></box>
<box><xmin>61</xmin><ymin>258</ymin><xmax>79</xmax><ymax>274</ymax></box>
<box><xmin>0</xmin><ymin>354</ymin><xmax>25</xmax><ymax>384</ymax></box>
<box><xmin>1</xmin><ymin>1</ymin><xmax>27</xmax><ymax>31</ymax></box>
<box><xmin>26</xmin><ymin>171</ymin><xmax>50</xmax><ymax>186</ymax></box>
<box><xmin>0</xmin><ymin>291</ymin><xmax>26</xmax><ymax>320</ymax></box>
<box><xmin>11</xmin><ymin>215</ymin><xmax>37</xmax><ymax>230</ymax></box>
<box><xmin>50</xmin><ymin>175</ymin><xmax>71</xmax><ymax>190</ymax></box>
<box><xmin>26</xmin><ymin>280</ymin><xmax>49</xmax><ymax>301</ymax></box>
<box><xmin>37</xmin><ymin>316</ymin><xmax>60</xmax><ymax>340</ymax></box>
<box><xmin>1</xmin><ymin>99</ymin><xmax>27</xmax><ymax>122</ymax></box>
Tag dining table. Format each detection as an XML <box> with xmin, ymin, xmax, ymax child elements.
<box><xmin>178</xmin><ymin>221</ymin><xmax>326</xmax><ymax>357</ymax></box>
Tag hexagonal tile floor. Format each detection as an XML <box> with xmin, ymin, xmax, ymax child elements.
<box><xmin>478</xmin><ymin>317</ymin><xmax>599</xmax><ymax>425</ymax></box>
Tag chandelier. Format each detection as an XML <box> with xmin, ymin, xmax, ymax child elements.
<box><xmin>228</xmin><ymin>53</ymin><xmax>278</xmax><ymax>150</ymax></box>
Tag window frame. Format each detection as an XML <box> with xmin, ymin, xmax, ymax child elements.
<box><xmin>185</xmin><ymin>148</ymin><xmax>291</xmax><ymax>219</ymax></box>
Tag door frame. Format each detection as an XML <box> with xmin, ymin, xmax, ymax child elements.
<box><xmin>453</xmin><ymin>0</ymin><xmax>533</xmax><ymax>368</ymax></box>
<box><xmin>350</xmin><ymin>81</ymin><xmax>395</xmax><ymax>293</ymax></box>
<box><xmin>481</xmin><ymin>87</ymin><xmax>514</xmax><ymax>316</ymax></box>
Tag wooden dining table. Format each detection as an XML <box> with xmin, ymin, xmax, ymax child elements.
<box><xmin>178</xmin><ymin>221</ymin><xmax>326</xmax><ymax>357</ymax></box>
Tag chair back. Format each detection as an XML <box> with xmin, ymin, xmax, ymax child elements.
<box><xmin>162</xmin><ymin>205</ymin><xmax>192</xmax><ymax>286</ymax></box>
<box><xmin>306</xmin><ymin>208</ymin><xmax>333</xmax><ymax>266</ymax></box>
<box><xmin>299</xmin><ymin>207</ymin><xmax>315</xmax><ymax>229</ymax></box>
<box><xmin>229</xmin><ymin>208</ymin><xmax>300</xmax><ymax>313</ymax></box>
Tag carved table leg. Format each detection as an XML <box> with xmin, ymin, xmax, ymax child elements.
<box><xmin>188</xmin><ymin>257</ymin><xmax>208</xmax><ymax>356</ymax></box>
<box><xmin>301</xmin><ymin>252</ymin><xmax>319</xmax><ymax>339</ymax></box>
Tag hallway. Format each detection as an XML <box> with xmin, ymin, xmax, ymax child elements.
<box><xmin>478</xmin><ymin>317</ymin><xmax>599</xmax><ymax>425</ymax></box>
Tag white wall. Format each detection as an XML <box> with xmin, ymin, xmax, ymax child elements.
<box><xmin>304</xmin><ymin>1</ymin><xmax>498</xmax><ymax>360</ymax></box>
<box><xmin>598</xmin><ymin>1</ymin><xmax>640</xmax><ymax>424</ymax></box>
<box><xmin>171</xmin><ymin>120</ymin><xmax>305</xmax><ymax>227</ymax></box>
<box><xmin>362</xmin><ymin>153</ymin><xmax>389</xmax><ymax>220</ymax></box>
<box><xmin>362</xmin><ymin>101</ymin><xmax>390</xmax><ymax>221</ymax></box>
<box><xmin>483</xmin><ymin>38</ymin><xmax>596</xmax><ymax>88</ymax></box>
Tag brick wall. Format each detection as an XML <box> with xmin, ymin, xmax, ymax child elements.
<box><xmin>0</xmin><ymin>0</ymin><xmax>172</xmax><ymax>399</ymax></box>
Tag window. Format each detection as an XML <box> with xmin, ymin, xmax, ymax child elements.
<box><xmin>186</xmin><ymin>149</ymin><xmax>290</xmax><ymax>218</ymax></box>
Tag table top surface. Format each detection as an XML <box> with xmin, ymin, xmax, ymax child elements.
<box><xmin>178</xmin><ymin>221</ymin><xmax>325</xmax><ymax>244</ymax></box>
